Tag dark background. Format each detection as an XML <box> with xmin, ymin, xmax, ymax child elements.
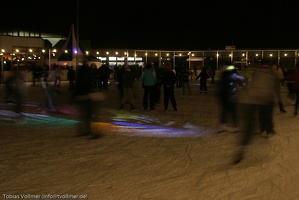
<box><xmin>1</xmin><ymin>0</ymin><xmax>298</xmax><ymax>50</ymax></box>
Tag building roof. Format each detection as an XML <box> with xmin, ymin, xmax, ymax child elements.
<box><xmin>0</xmin><ymin>30</ymin><xmax>66</xmax><ymax>46</ymax></box>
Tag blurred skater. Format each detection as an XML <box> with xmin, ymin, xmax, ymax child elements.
<box><xmin>180</xmin><ymin>65</ymin><xmax>192</xmax><ymax>97</ymax></box>
<box><xmin>234</xmin><ymin>59</ymin><xmax>280</xmax><ymax>164</ymax></box>
<box><xmin>74</xmin><ymin>61</ymin><xmax>101</xmax><ymax>139</ymax></box>
<box><xmin>54</xmin><ymin>65</ymin><xmax>64</xmax><ymax>87</ymax></box>
<box><xmin>218</xmin><ymin>65</ymin><xmax>245</xmax><ymax>131</ymax></box>
<box><xmin>4</xmin><ymin>70</ymin><xmax>26</xmax><ymax>116</ymax></box>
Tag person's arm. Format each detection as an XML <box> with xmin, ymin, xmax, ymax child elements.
<box><xmin>195</xmin><ymin>73</ymin><xmax>201</xmax><ymax>81</ymax></box>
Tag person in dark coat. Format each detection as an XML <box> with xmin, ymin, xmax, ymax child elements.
<box><xmin>154</xmin><ymin>63</ymin><xmax>163</xmax><ymax>105</ymax></box>
<box><xmin>161</xmin><ymin>63</ymin><xmax>177</xmax><ymax>112</ymax></box>
<box><xmin>119</xmin><ymin>62</ymin><xmax>136</xmax><ymax>111</ymax></box>
<box><xmin>195</xmin><ymin>67</ymin><xmax>209</xmax><ymax>94</ymax></box>
<box><xmin>99</xmin><ymin>64</ymin><xmax>111</xmax><ymax>90</ymax></box>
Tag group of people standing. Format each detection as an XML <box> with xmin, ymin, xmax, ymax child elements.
<box><xmin>116</xmin><ymin>61</ymin><xmax>178</xmax><ymax>112</ymax></box>
<box><xmin>115</xmin><ymin>61</ymin><xmax>216</xmax><ymax>113</ymax></box>
<box><xmin>91</xmin><ymin>63</ymin><xmax>112</xmax><ymax>90</ymax></box>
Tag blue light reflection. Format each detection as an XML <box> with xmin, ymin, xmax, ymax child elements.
<box><xmin>112</xmin><ymin>120</ymin><xmax>211</xmax><ymax>138</ymax></box>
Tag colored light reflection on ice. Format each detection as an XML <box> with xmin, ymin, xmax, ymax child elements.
<box><xmin>0</xmin><ymin>110</ymin><xmax>77</xmax><ymax>128</ymax></box>
<box><xmin>92</xmin><ymin>110</ymin><xmax>213</xmax><ymax>138</ymax></box>
<box><xmin>1</xmin><ymin>109</ymin><xmax>214</xmax><ymax>138</ymax></box>
<box><xmin>91</xmin><ymin>120</ymin><xmax>211</xmax><ymax>138</ymax></box>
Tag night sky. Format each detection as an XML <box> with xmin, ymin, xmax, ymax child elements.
<box><xmin>1</xmin><ymin>0</ymin><xmax>298</xmax><ymax>50</ymax></box>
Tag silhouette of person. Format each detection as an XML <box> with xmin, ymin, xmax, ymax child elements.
<box><xmin>161</xmin><ymin>62</ymin><xmax>177</xmax><ymax>112</ymax></box>
<box><xmin>141</xmin><ymin>62</ymin><xmax>157</xmax><ymax>110</ymax></box>
<box><xmin>99</xmin><ymin>64</ymin><xmax>111</xmax><ymax>90</ymax></box>
<box><xmin>195</xmin><ymin>66</ymin><xmax>209</xmax><ymax>94</ymax></box>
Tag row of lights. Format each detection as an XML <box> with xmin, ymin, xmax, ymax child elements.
<box><xmin>0</xmin><ymin>48</ymin><xmax>294</xmax><ymax>58</ymax></box>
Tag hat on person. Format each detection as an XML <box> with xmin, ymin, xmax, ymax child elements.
<box><xmin>226</xmin><ymin>65</ymin><xmax>236</xmax><ymax>70</ymax></box>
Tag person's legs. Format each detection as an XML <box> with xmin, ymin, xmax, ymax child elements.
<box><xmin>169</xmin><ymin>89</ymin><xmax>177</xmax><ymax>111</ymax></box>
<box><xmin>186</xmin><ymin>82</ymin><xmax>192</xmax><ymax>95</ymax></box>
<box><xmin>233</xmin><ymin>104</ymin><xmax>256</xmax><ymax>164</ymax></box>
<box><xmin>103</xmin><ymin>78</ymin><xmax>109</xmax><ymax>89</ymax></box>
<box><xmin>258</xmin><ymin>105</ymin><xmax>267</xmax><ymax>133</ymax></box>
<box><xmin>295</xmin><ymin>89</ymin><xmax>299</xmax><ymax>116</ymax></box>
<box><xmin>164</xmin><ymin>88</ymin><xmax>170</xmax><ymax>111</ymax></box>
<box><xmin>143</xmin><ymin>87</ymin><xmax>149</xmax><ymax>110</ymax></box>
<box><xmin>127</xmin><ymin>88</ymin><xmax>135</xmax><ymax>110</ymax></box>
<box><xmin>14</xmin><ymin>92</ymin><xmax>23</xmax><ymax>114</ymax></box>
<box><xmin>259</xmin><ymin>103</ymin><xmax>275</xmax><ymax>135</ymax></box>
<box><xmin>203</xmin><ymin>81</ymin><xmax>208</xmax><ymax>94</ymax></box>
<box><xmin>149</xmin><ymin>85</ymin><xmax>156</xmax><ymax>110</ymax></box>
<box><xmin>155</xmin><ymin>85</ymin><xmax>161</xmax><ymax>104</ymax></box>
<box><xmin>77</xmin><ymin>99</ymin><xmax>100</xmax><ymax>139</ymax></box>
<box><xmin>199</xmin><ymin>82</ymin><xmax>203</xmax><ymax>93</ymax></box>
<box><xmin>45</xmin><ymin>76</ymin><xmax>48</xmax><ymax>87</ymax></box>
<box><xmin>287</xmin><ymin>83</ymin><xmax>295</xmax><ymax>99</ymax></box>
<box><xmin>119</xmin><ymin>88</ymin><xmax>128</xmax><ymax>109</ymax></box>
<box><xmin>220</xmin><ymin>99</ymin><xmax>229</xmax><ymax>125</ymax></box>
<box><xmin>182</xmin><ymin>82</ymin><xmax>186</xmax><ymax>96</ymax></box>
<box><xmin>231</xmin><ymin>102</ymin><xmax>239</xmax><ymax>127</ymax></box>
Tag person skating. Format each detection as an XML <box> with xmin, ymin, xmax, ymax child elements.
<box><xmin>195</xmin><ymin>67</ymin><xmax>209</xmax><ymax>94</ymax></box>
<box><xmin>218</xmin><ymin>65</ymin><xmax>245</xmax><ymax>132</ymax></box>
<box><xmin>233</xmin><ymin>59</ymin><xmax>280</xmax><ymax>164</ymax></box>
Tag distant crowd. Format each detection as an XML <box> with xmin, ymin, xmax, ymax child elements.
<box><xmin>3</xmin><ymin>59</ymin><xmax>299</xmax><ymax>149</ymax></box>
